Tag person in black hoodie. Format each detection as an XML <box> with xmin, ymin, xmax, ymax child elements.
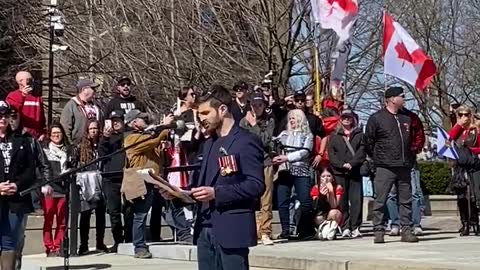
<box><xmin>98</xmin><ymin>110</ymin><xmax>133</xmax><ymax>252</ymax></box>
<box><xmin>104</xmin><ymin>76</ymin><xmax>146</xmax><ymax>117</ymax></box>
<box><xmin>327</xmin><ymin>108</ymin><xmax>366</xmax><ymax>238</ymax></box>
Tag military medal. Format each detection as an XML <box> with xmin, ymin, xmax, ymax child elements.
<box><xmin>218</xmin><ymin>147</ymin><xmax>238</xmax><ymax>176</ymax></box>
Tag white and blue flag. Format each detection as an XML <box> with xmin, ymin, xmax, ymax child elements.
<box><xmin>436</xmin><ymin>127</ymin><xmax>459</xmax><ymax>160</ymax></box>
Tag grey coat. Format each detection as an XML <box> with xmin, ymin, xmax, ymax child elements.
<box><xmin>60</xmin><ymin>97</ymin><xmax>103</xmax><ymax>145</ymax></box>
<box><xmin>239</xmin><ymin>115</ymin><xmax>275</xmax><ymax>166</ymax></box>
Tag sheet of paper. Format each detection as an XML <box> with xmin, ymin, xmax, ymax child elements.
<box><xmin>136</xmin><ymin>168</ymin><xmax>195</xmax><ymax>204</ymax></box>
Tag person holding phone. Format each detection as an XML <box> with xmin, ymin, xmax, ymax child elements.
<box><xmin>99</xmin><ymin>110</ymin><xmax>133</xmax><ymax>253</ymax></box>
<box><xmin>310</xmin><ymin>168</ymin><xmax>343</xmax><ymax>239</ymax></box>
<box><xmin>6</xmin><ymin>71</ymin><xmax>47</xmax><ymax>141</ymax></box>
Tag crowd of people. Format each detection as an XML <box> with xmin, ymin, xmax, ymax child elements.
<box><xmin>0</xmin><ymin>70</ymin><xmax>479</xmax><ymax>270</ymax></box>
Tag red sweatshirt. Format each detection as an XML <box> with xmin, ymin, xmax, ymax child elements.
<box><xmin>6</xmin><ymin>90</ymin><xmax>46</xmax><ymax>139</ymax></box>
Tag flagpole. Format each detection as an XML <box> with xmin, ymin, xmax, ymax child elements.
<box><xmin>314</xmin><ymin>23</ymin><xmax>322</xmax><ymax>113</ymax></box>
<box><xmin>383</xmin><ymin>10</ymin><xmax>388</xmax><ymax>93</ymax></box>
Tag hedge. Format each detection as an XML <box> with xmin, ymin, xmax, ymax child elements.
<box><xmin>418</xmin><ymin>161</ymin><xmax>451</xmax><ymax>195</ymax></box>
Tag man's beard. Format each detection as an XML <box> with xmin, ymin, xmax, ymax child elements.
<box><xmin>202</xmin><ymin>118</ymin><xmax>222</xmax><ymax>136</ymax></box>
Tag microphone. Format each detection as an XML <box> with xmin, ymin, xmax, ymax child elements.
<box><xmin>144</xmin><ymin>119</ymin><xmax>186</xmax><ymax>134</ymax></box>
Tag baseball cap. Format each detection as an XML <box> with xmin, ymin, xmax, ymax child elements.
<box><xmin>340</xmin><ymin>109</ymin><xmax>355</xmax><ymax>117</ymax></box>
<box><xmin>0</xmin><ymin>101</ymin><xmax>11</xmax><ymax>115</ymax></box>
<box><xmin>124</xmin><ymin>109</ymin><xmax>148</xmax><ymax>124</ymax></box>
<box><xmin>233</xmin><ymin>81</ymin><xmax>249</xmax><ymax>92</ymax></box>
<box><xmin>293</xmin><ymin>91</ymin><xmax>306</xmax><ymax>100</ymax></box>
<box><xmin>117</xmin><ymin>76</ymin><xmax>132</xmax><ymax>85</ymax></box>
<box><xmin>109</xmin><ymin>109</ymin><xmax>125</xmax><ymax>120</ymax></box>
<box><xmin>384</xmin><ymin>87</ymin><xmax>404</xmax><ymax>99</ymax></box>
<box><xmin>76</xmin><ymin>79</ymin><xmax>99</xmax><ymax>90</ymax></box>
<box><xmin>250</xmin><ymin>92</ymin><xmax>266</xmax><ymax>105</ymax></box>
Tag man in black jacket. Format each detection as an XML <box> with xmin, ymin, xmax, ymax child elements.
<box><xmin>0</xmin><ymin>101</ymin><xmax>51</xmax><ymax>269</ymax></box>
<box><xmin>104</xmin><ymin>76</ymin><xmax>146</xmax><ymax>117</ymax></box>
<box><xmin>99</xmin><ymin>110</ymin><xmax>133</xmax><ymax>252</ymax></box>
<box><xmin>365</xmin><ymin>87</ymin><xmax>418</xmax><ymax>244</ymax></box>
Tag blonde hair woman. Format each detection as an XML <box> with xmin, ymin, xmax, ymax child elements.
<box><xmin>448</xmin><ymin>105</ymin><xmax>480</xmax><ymax>236</ymax></box>
<box><xmin>272</xmin><ymin>109</ymin><xmax>315</xmax><ymax>240</ymax></box>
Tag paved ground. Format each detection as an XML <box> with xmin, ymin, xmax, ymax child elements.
<box><xmin>24</xmin><ymin>216</ymin><xmax>480</xmax><ymax>270</ymax></box>
<box><xmin>22</xmin><ymin>253</ymin><xmax>274</xmax><ymax>270</ymax></box>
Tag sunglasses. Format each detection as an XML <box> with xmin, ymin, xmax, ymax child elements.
<box><xmin>458</xmin><ymin>112</ymin><xmax>471</xmax><ymax>118</ymax></box>
<box><xmin>294</xmin><ymin>98</ymin><xmax>305</xmax><ymax>103</ymax></box>
<box><xmin>120</xmin><ymin>83</ymin><xmax>131</xmax><ymax>87</ymax></box>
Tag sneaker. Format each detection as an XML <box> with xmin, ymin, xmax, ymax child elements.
<box><xmin>389</xmin><ymin>226</ymin><xmax>400</xmax><ymax>236</ymax></box>
<box><xmin>261</xmin><ymin>235</ymin><xmax>274</xmax><ymax>245</ymax></box>
<box><xmin>413</xmin><ymin>227</ymin><xmax>423</xmax><ymax>236</ymax></box>
<box><xmin>134</xmin><ymin>248</ymin><xmax>152</xmax><ymax>259</ymax></box>
<box><xmin>274</xmin><ymin>231</ymin><xmax>289</xmax><ymax>240</ymax></box>
<box><xmin>78</xmin><ymin>245</ymin><xmax>89</xmax><ymax>256</ymax></box>
<box><xmin>373</xmin><ymin>231</ymin><xmax>385</xmax><ymax>244</ymax></box>
<box><xmin>108</xmin><ymin>244</ymin><xmax>119</xmax><ymax>253</ymax></box>
<box><xmin>401</xmin><ymin>228</ymin><xmax>419</xmax><ymax>243</ymax></box>
<box><xmin>351</xmin><ymin>228</ymin><xmax>363</xmax><ymax>238</ymax></box>
<box><xmin>96</xmin><ymin>244</ymin><xmax>109</xmax><ymax>253</ymax></box>
<box><xmin>46</xmin><ymin>251</ymin><xmax>58</xmax><ymax>257</ymax></box>
<box><xmin>31</xmin><ymin>209</ymin><xmax>44</xmax><ymax>216</ymax></box>
<box><xmin>341</xmin><ymin>229</ymin><xmax>352</xmax><ymax>238</ymax></box>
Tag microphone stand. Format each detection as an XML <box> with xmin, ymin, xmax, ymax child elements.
<box><xmin>20</xmin><ymin>132</ymin><xmax>163</xmax><ymax>270</ymax></box>
<box><xmin>272</xmin><ymin>140</ymin><xmax>312</xmax><ymax>153</ymax></box>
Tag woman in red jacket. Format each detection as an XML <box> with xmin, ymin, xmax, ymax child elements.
<box><xmin>448</xmin><ymin>105</ymin><xmax>480</xmax><ymax>236</ymax></box>
<box><xmin>449</xmin><ymin>106</ymin><xmax>480</xmax><ymax>154</ymax></box>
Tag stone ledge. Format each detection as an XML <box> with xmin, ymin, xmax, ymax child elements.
<box><xmin>117</xmin><ymin>243</ymin><xmax>473</xmax><ymax>270</ymax></box>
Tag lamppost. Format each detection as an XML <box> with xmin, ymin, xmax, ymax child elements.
<box><xmin>47</xmin><ymin>0</ymin><xmax>66</xmax><ymax>126</ymax></box>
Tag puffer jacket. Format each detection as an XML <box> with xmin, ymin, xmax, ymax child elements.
<box><xmin>365</xmin><ymin>108</ymin><xmax>413</xmax><ymax>168</ymax></box>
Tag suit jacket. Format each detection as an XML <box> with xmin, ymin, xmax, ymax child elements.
<box><xmin>192</xmin><ymin>125</ymin><xmax>265</xmax><ymax>248</ymax></box>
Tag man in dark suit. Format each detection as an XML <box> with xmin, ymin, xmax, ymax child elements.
<box><xmin>187</xmin><ymin>84</ymin><xmax>265</xmax><ymax>270</ymax></box>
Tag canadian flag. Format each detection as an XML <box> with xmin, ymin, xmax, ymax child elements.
<box><xmin>311</xmin><ymin>0</ymin><xmax>359</xmax><ymax>46</ymax></box>
<box><xmin>383</xmin><ymin>12</ymin><xmax>436</xmax><ymax>90</ymax></box>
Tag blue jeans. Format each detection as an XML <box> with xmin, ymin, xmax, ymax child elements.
<box><xmin>197</xmin><ymin>227</ymin><xmax>249</xmax><ymax>270</ymax></box>
<box><xmin>132</xmin><ymin>188</ymin><xmax>153</xmax><ymax>250</ymax></box>
<box><xmin>0</xmin><ymin>207</ymin><xmax>26</xmax><ymax>251</ymax></box>
<box><xmin>386</xmin><ymin>168</ymin><xmax>424</xmax><ymax>228</ymax></box>
<box><xmin>276</xmin><ymin>175</ymin><xmax>313</xmax><ymax>236</ymax></box>
<box><xmin>15</xmin><ymin>215</ymin><xmax>28</xmax><ymax>270</ymax></box>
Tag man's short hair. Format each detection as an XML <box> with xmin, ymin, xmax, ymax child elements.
<box><xmin>196</xmin><ymin>84</ymin><xmax>232</xmax><ymax>110</ymax></box>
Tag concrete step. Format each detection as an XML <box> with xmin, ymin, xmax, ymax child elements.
<box><xmin>23</xmin><ymin>196</ymin><xmax>460</xmax><ymax>256</ymax></box>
